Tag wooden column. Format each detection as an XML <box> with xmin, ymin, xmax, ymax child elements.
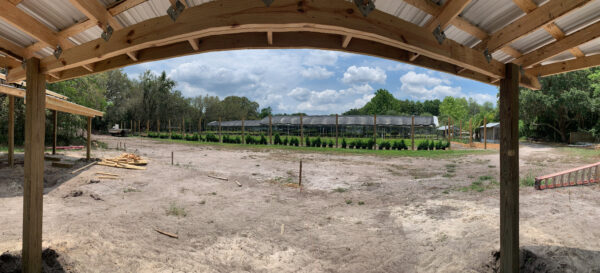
<box><xmin>447</xmin><ymin>117</ymin><xmax>451</xmax><ymax>149</ymax></box>
<box><xmin>335</xmin><ymin>114</ymin><xmax>339</xmax><ymax>148</ymax></box>
<box><xmin>8</xmin><ymin>95</ymin><xmax>14</xmax><ymax>167</ymax></box>
<box><xmin>269</xmin><ymin>114</ymin><xmax>272</xmax><ymax>145</ymax></box>
<box><xmin>130</xmin><ymin>120</ymin><xmax>132</xmax><ymax>131</ymax></box>
<box><xmin>182</xmin><ymin>117</ymin><xmax>185</xmax><ymax>136</ymax></box>
<box><xmin>218</xmin><ymin>117</ymin><xmax>222</xmax><ymax>143</ymax></box>
<box><xmin>22</xmin><ymin>57</ymin><xmax>46</xmax><ymax>273</ymax></box>
<box><xmin>300</xmin><ymin>114</ymin><xmax>303</xmax><ymax>147</ymax></box>
<box><xmin>86</xmin><ymin>117</ymin><xmax>91</xmax><ymax>160</ymax></box>
<box><xmin>157</xmin><ymin>120</ymin><xmax>160</xmax><ymax>133</ymax></box>
<box><xmin>411</xmin><ymin>115</ymin><xmax>415</xmax><ymax>150</ymax></box>
<box><xmin>499</xmin><ymin>63</ymin><xmax>520</xmax><ymax>273</ymax></box>
<box><xmin>198</xmin><ymin>118</ymin><xmax>201</xmax><ymax>134</ymax></box>
<box><xmin>459</xmin><ymin>121</ymin><xmax>462</xmax><ymax>142</ymax></box>
<box><xmin>242</xmin><ymin>118</ymin><xmax>245</xmax><ymax>144</ymax></box>
<box><xmin>484</xmin><ymin>117</ymin><xmax>488</xmax><ymax>150</ymax></box>
<box><xmin>52</xmin><ymin>110</ymin><xmax>57</xmax><ymax>155</ymax></box>
<box><xmin>146</xmin><ymin>120</ymin><xmax>149</xmax><ymax>135</ymax></box>
<box><xmin>469</xmin><ymin>118</ymin><xmax>473</xmax><ymax>145</ymax></box>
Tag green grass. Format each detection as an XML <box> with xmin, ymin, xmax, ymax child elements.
<box><xmin>333</xmin><ymin>187</ymin><xmax>347</xmax><ymax>193</ymax></box>
<box><xmin>520</xmin><ymin>172</ymin><xmax>536</xmax><ymax>187</ymax></box>
<box><xmin>135</xmin><ymin>137</ymin><xmax>493</xmax><ymax>159</ymax></box>
<box><xmin>460</xmin><ymin>175</ymin><xmax>498</xmax><ymax>192</ymax></box>
<box><xmin>558</xmin><ymin>147</ymin><xmax>600</xmax><ymax>161</ymax></box>
<box><xmin>166</xmin><ymin>202</ymin><xmax>187</xmax><ymax>217</ymax></box>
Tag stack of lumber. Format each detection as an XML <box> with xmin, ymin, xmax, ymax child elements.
<box><xmin>98</xmin><ymin>153</ymin><xmax>148</xmax><ymax>170</ymax></box>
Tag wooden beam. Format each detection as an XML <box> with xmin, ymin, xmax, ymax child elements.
<box><xmin>525</xmin><ymin>53</ymin><xmax>600</xmax><ymax>77</ymax></box>
<box><xmin>515</xmin><ymin>20</ymin><xmax>600</xmax><ymax>67</ymax></box>
<box><xmin>499</xmin><ymin>62</ymin><xmax>520</xmax><ymax>273</ymax></box>
<box><xmin>22</xmin><ymin>57</ymin><xmax>46</xmax><ymax>273</ymax></box>
<box><xmin>8</xmin><ymin>95</ymin><xmax>14</xmax><ymax>167</ymax></box>
<box><xmin>476</xmin><ymin>0</ymin><xmax>591</xmax><ymax>53</ymax></box>
<box><xmin>0</xmin><ymin>85</ymin><xmax>103</xmax><ymax>117</ymax></box>
<box><xmin>0</xmin><ymin>36</ymin><xmax>26</xmax><ymax>61</ymax></box>
<box><xmin>409</xmin><ymin>52</ymin><xmax>420</xmax><ymax>62</ymax></box>
<box><xmin>543</xmin><ymin>22</ymin><xmax>565</xmax><ymax>40</ymax></box>
<box><xmin>267</xmin><ymin>31</ymin><xmax>273</xmax><ymax>45</ymax></box>
<box><xmin>68</xmin><ymin>0</ymin><xmax>123</xmax><ymax>30</ymax></box>
<box><xmin>0</xmin><ymin>0</ymin><xmax>62</xmax><ymax>49</ymax></box>
<box><xmin>108</xmin><ymin>0</ymin><xmax>149</xmax><ymax>16</ymax></box>
<box><xmin>82</xmin><ymin>63</ymin><xmax>94</xmax><ymax>72</ymax></box>
<box><xmin>6</xmin><ymin>0</ymin><xmax>539</xmax><ymax>89</ymax></box>
<box><xmin>500</xmin><ymin>46</ymin><xmax>522</xmax><ymax>58</ymax></box>
<box><xmin>188</xmin><ymin>39</ymin><xmax>199</xmax><ymax>50</ymax></box>
<box><xmin>45</xmin><ymin>32</ymin><xmax>539</xmax><ymax>90</ymax></box>
<box><xmin>512</xmin><ymin>0</ymin><xmax>537</xmax><ymax>13</ymax></box>
<box><xmin>342</xmin><ymin>35</ymin><xmax>352</xmax><ymax>48</ymax></box>
<box><xmin>52</xmin><ymin>110</ymin><xmax>57</xmax><ymax>155</ymax></box>
<box><xmin>126</xmin><ymin>51</ymin><xmax>138</xmax><ymax>61</ymax></box>
<box><xmin>569</xmin><ymin>47</ymin><xmax>585</xmax><ymax>58</ymax></box>
<box><xmin>425</xmin><ymin>0</ymin><xmax>471</xmax><ymax>32</ymax></box>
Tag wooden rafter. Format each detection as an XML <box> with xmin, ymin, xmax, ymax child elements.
<box><xmin>0</xmin><ymin>0</ymin><xmax>65</xmax><ymax>49</ymax></box>
<box><xmin>514</xmin><ymin>20</ymin><xmax>600</xmax><ymax>67</ymax></box>
<box><xmin>525</xmin><ymin>53</ymin><xmax>600</xmax><ymax>77</ymax></box>
<box><xmin>68</xmin><ymin>0</ymin><xmax>123</xmax><ymax>30</ymax></box>
<box><xmin>425</xmin><ymin>0</ymin><xmax>471</xmax><ymax>32</ymax></box>
<box><xmin>0</xmin><ymin>84</ymin><xmax>102</xmax><ymax>117</ymax></box>
<box><xmin>5</xmin><ymin>0</ymin><xmax>540</xmax><ymax>89</ymax></box>
<box><xmin>108</xmin><ymin>0</ymin><xmax>148</xmax><ymax>16</ymax></box>
<box><xmin>475</xmin><ymin>0</ymin><xmax>591</xmax><ymax>53</ymax></box>
<box><xmin>0</xmin><ymin>36</ymin><xmax>25</xmax><ymax>61</ymax></box>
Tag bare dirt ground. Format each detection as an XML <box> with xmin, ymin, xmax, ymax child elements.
<box><xmin>1</xmin><ymin>135</ymin><xmax>600</xmax><ymax>273</ymax></box>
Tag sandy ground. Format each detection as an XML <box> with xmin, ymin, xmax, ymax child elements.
<box><xmin>1</xmin><ymin>135</ymin><xmax>600</xmax><ymax>273</ymax></box>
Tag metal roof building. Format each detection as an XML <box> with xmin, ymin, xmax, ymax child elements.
<box><xmin>207</xmin><ymin>115</ymin><xmax>439</xmax><ymax>127</ymax></box>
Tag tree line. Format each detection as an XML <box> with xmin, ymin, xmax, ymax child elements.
<box><xmin>1</xmin><ymin>66</ymin><xmax>600</xmax><ymax>145</ymax></box>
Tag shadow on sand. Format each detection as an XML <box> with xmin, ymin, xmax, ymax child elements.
<box><xmin>480</xmin><ymin>245</ymin><xmax>600</xmax><ymax>273</ymax></box>
<box><xmin>0</xmin><ymin>248</ymin><xmax>69</xmax><ymax>273</ymax></box>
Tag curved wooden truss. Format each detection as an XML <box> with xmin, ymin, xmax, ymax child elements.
<box><xmin>2</xmin><ymin>0</ymin><xmax>543</xmax><ymax>89</ymax></box>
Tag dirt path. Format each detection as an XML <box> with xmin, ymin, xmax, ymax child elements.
<box><xmin>1</xmin><ymin>135</ymin><xmax>600</xmax><ymax>272</ymax></box>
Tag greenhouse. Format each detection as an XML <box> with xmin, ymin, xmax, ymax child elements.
<box><xmin>207</xmin><ymin>115</ymin><xmax>439</xmax><ymax>139</ymax></box>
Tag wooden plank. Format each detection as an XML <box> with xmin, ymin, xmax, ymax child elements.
<box><xmin>543</xmin><ymin>22</ymin><xmax>565</xmax><ymax>40</ymax></box>
<box><xmin>22</xmin><ymin>57</ymin><xmax>46</xmax><ymax>273</ymax></box>
<box><xmin>525</xmin><ymin>53</ymin><xmax>600</xmax><ymax>77</ymax></box>
<box><xmin>501</xmin><ymin>46</ymin><xmax>522</xmax><ymax>58</ymax></box>
<box><xmin>512</xmin><ymin>0</ymin><xmax>537</xmax><ymax>13</ymax></box>
<box><xmin>499</xmin><ymin>62</ymin><xmax>520</xmax><ymax>273</ymax></box>
<box><xmin>8</xmin><ymin>95</ymin><xmax>14</xmax><ymax>167</ymax></box>
<box><xmin>70</xmin><ymin>161</ymin><xmax>97</xmax><ymax>174</ymax></box>
<box><xmin>0</xmin><ymin>36</ymin><xmax>26</xmax><ymax>61</ymax></box>
<box><xmin>5</xmin><ymin>0</ymin><xmax>537</xmax><ymax>88</ymax></box>
<box><xmin>476</xmin><ymin>0</ymin><xmax>591</xmax><ymax>53</ymax></box>
<box><xmin>41</xmin><ymin>32</ymin><xmax>539</xmax><ymax>90</ymax></box>
<box><xmin>569</xmin><ymin>47</ymin><xmax>585</xmax><ymax>58</ymax></box>
<box><xmin>425</xmin><ymin>0</ymin><xmax>471</xmax><ymax>32</ymax></box>
<box><xmin>126</xmin><ymin>51</ymin><xmax>138</xmax><ymax>61</ymax></box>
<box><xmin>267</xmin><ymin>31</ymin><xmax>273</xmax><ymax>45</ymax></box>
<box><xmin>342</xmin><ymin>35</ymin><xmax>352</xmax><ymax>48</ymax></box>
<box><xmin>515</xmin><ymin>20</ymin><xmax>600</xmax><ymax>67</ymax></box>
<box><xmin>154</xmin><ymin>228</ymin><xmax>178</xmax><ymax>238</ymax></box>
<box><xmin>87</xmin><ymin>116</ymin><xmax>91</xmax><ymax>160</ymax></box>
<box><xmin>188</xmin><ymin>39</ymin><xmax>199</xmax><ymax>50</ymax></box>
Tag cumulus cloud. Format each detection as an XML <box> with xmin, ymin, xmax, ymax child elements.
<box><xmin>288</xmin><ymin>84</ymin><xmax>375</xmax><ymax>113</ymax></box>
<box><xmin>300</xmin><ymin>66</ymin><xmax>334</xmax><ymax>80</ymax></box>
<box><xmin>398</xmin><ymin>71</ymin><xmax>461</xmax><ymax>100</ymax></box>
<box><xmin>341</xmin><ymin>66</ymin><xmax>387</xmax><ymax>85</ymax></box>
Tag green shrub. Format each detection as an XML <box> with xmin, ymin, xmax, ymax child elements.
<box><xmin>379</xmin><ymin>141</ymin><xmax>391</xmax><ymax>150</ymax></box>
<box><xmin>206</xmin><ymin>133</ymin><xmax>219</xmax><ymax>142</ymax></box>
<box><xmin>290</xmin><ymin>137</ymin><xmax>299</xmax><ymax>146</ymax></box>
<box><xmin>283</xmin><ymin>137</ymin><xmax>289</xmax><ymax>146</ymax></box>
<box><xmin>259</xmin><ymin>134</ymin><xmax>268</xmax><ymax>145</ymax></box>
<box><xmin>355</xmin><ymin>139</ymin><xmax>364</xmax><ymax>149</ymax></box>
<box><xmin>171</xmin><ymin>133</ymin><xmax>183</xmax><ymax>140</ymax></box>
<box><xmin>328</xmin><ymin>140</ymin><xmax>334</xmax><ymax>148</ymax></box>
<box><xmin>274</xmin><ymin>133</ymin><xmax>282</xmax><ymax>145</ymax></box>
<box><xmin>367</xmin><ymin>138</ymin><xmax>375</xmax><ymax>150</ymax></box>
<box><xmin>313</xmin><ymin>137</ymin><xmax>321</xmax><ymax>147</ymax></box>
<box><xmin>159</xmin><ymin>132</ymin><xmax>169</xmax><ymax>139</ymax></box>
<box><xmin>428</xmin><ymin>140</ymin><xmax>435</xmax><ymax>150</ymax></box>
<box><xmin>148</xmin><ymin>131</ymin><xmax>159</xmax><ymax>138</ymax></box>
<box><xmin>305</xmin><ymin>137</ymin><xmax>311</xmax><ymax>147</ymax></box>
<box><xmin>417</xmin><ymin>140</ymin><xmax>427</xmax><ymax>150</ymax></box>
<box><xmin>341</xmin><ymin>138</ymin><xmax>347</xmax><ymax>149</ymax></box>
<box><xmin>244</xmin><ymin>134</ymin><xmax>254</xmax><ymax>144</ymax></box>
<box><xmin>185</xmin><ymin>133</ymin><xmax>200</xmax><ymax>141</ymax></box>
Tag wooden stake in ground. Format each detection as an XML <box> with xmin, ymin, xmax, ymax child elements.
<box><xmin>469</xmin><ymin>118</ymin><xmax>473</xmax><ymax>145</ymax></box>
<box><xmin>86</xmin><ymin>116</ymin><xmax>92</xmax><ymax>161</ymax></box>
<box><xmin>300</xmin><ymin>114</ymin><xmax>304</xmax><ymax>147</ymax></box>
<box><xmin>269</xmin><ymin>114</ymin><xmax>272</xmax><ymax>145</ymax></box>
<box><xmin>484</xmin><ymin>117</ymin><xmax>487</xmax><ymax>150</ymax></box>
<box><xmin>299</xmin><ymin>160</ymin><xmax>302</xmax><ymax>188</ymax></box>
<box><xmin>242</xmin><ymin>118</ymin><xmax>245</xmax><ymax>144</ymax></box>
<box><xmin>169</xmin><ymin>119</ymin><xmax>171</xmax><ymax>138</ymax></box>
<box><xmin>182</xmin><ymin>117</ymin><xmax>185</xmax><ymax>137</ymax></box>
<box><xmin>146</xmin><ymin>120</ymin><xmax>149</xmax><ymax>136</ymax></box>
<box><xmin>157</xmin><ymin>120</ymin><xmax>160</xmax><ymax>134</ymax></box>
<box><xmin>171</xmin><ymin>151</ymin><xmax>174</xmax><ymax>165</ymax></box>
<box><xmin>208</xmin><ymin>175</ymin><xmax>228</xmax><ymax>181</ymax></box>
<box><xmin>218</xmin><ymin>117</ymin><xmax>222</xmax><ymax>143</ymax></box>
<box><xmin>459</xmin><ymin>120</ymin><xmax>463</xmax><ymax>142</ymax></box>
<box><xmin>373</xmin><ymin>114</ymin><xmax>377</xmax><ymax>149</ymax></box>
<box><xmin>71</xmin><ymin>161</ymin><xmax>97</xmax><ymax>174</ymax></box>
<box><xmin>411</xmin><ymin>115</ymin><xmax>415</xmax><ymax>150</ymax></box>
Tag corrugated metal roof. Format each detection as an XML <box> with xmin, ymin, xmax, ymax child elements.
<box><xmin>1</xmin><ymin>0</ymin><xmax>600</xmax><ymax>69</ymax></box>
<box><xmin>208</xmin><ymin>115</ymin><xmax>437</xmax><ymax>127</ymax></box>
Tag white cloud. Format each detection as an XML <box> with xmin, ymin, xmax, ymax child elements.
<box><xmin>341</xmin><ymin>66</ymin><xmax>387</xmax><ymax>85</ymax></box>
<box><xmin>303</xmin><ymin>50</ymin><xmax>346</xmax><ymax>66</ymax></box>
<box><xmin>288</xmin><ymin>84</ymin><xmax>375</xmax><ymax>113</ymax></box>
<box><xmin>398</xmin><ymin>71</ymin><xmax>461</xmax><ymax>100</ymax></box>
<box><xmin>300</xmin><ymin>66</ymin><xmax>334</xmax><ymax>80</ymax></box>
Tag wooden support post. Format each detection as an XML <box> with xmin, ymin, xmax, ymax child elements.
<box><xmin>146</xmin><ymin>120</ymin><xmax>149</xmax><ymax>135</ymax></box>
<box><xmin>52</xmin><ymin>110</ymin><xmax>57</xmax><ymax>155</ymax></box>
<box><xmin>447</xmin><ymin>117</ymin><xmax>451</xmax><ymax>149</ymax></box>
<box><xmin>171</xmin><ymin>151</ymin><xmax>174</xmax><ymax>165</ymax></box>
<box><xmin>299</xmin><ymin>160</ymin><xmax>302</xmax><ymax>187</ymax></box>
<box><xmin>130</xmin><ymin>120</ymin><xmax>132</xmax><ymax>131</ymax></box>
<box><xmin>373</xmin><ymin>114</ymin><xmax>377</xmax><ymax>149</ymax></box>
<box><xmin>86</xmin><ymin>117</ymin><xmax>91</xmax><ymax>160</ymax></box>
<box><xmin>484</xmin><ymin>117</ymin><xmax>488</xmax><ymax>150</ymax></box>
<box><xmin>182</xmin><ymin>117</ymin><xmax>185</xmax><ymax>136</ymax></box>
<box><xmin>469</xmin><ymin>118</ymin><xmax>473</xmax><ymax>145</ymax></box>
<box><xmin>168</xmin><ymin>119</ymin><xmax>171</xmax><ymax>138</ymax></box>
<box><xmin>300</xmin><ymin>114</ymin><xmax>304</xmax><ymax>147</ymax></box>
<box><xmin>335</xmin><ymin>114</ymin><xmax>339</xmax><ymax>148</ymax></box>
<box><xmin>242</xmin><ymin>118</ymin><xmax>245</xmax><ymax>144</ymax></box>
<box><xmin>8</xmin><ymin>95</ymin><xmax>14</xmax><ymax>167</ymax></box>
<box><xmin>499</xmin><ymin>63</ymin><xmax>520</xmax><ymax>273</ymax></box>
<box><xmin>22</xmin><ymin>57</ymin><xmax>46</xmax><ymax>273</ymax></box>
<box><xmin>157</xmin><ymin>120</ymin><xmax>160</xmax><ymax>133</ymax></box>
<box><xmin>411</xmin><ymin>115</ymin><xmax>415</xmax><ymax>150</ymax></box>
<box><xmin>218</xmin><ymin>117</ymin><xmax>222</xmax><ymax>143</ymax></box>
<box><xmin>459</xmin><ymin>121</ymin><xmax>462</xmax><ymax>142</ymax></box>
<box><xmin>198</xmin><ymin>118</ymin><xmax>201</xmax><ymax>134</ymax></box>
<box><xmin>269</xmin><ymin>114</ymin><xmax>272</xmax><ymax>145</ymax></box>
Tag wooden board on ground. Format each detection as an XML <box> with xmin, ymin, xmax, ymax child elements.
<box><xmin>154</xmin><ymin>228</ymin><xmax>178</xmax><ymax>238</ymax></box>
<box><xmin>98</xmin><ymin>160</ymin><xmax>146</xmax><ymax>170</ymax></box>
<box><xmin>44</xmin><ymin>155</ymin><xmax>61</xmax><ymax>162</ymax></box>
<box><xmin>51</xmin><ymin>161</ymin><xmax>75</xmax><ymax>168</ymax></box>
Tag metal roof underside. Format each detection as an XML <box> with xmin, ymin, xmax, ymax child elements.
<box><xmin>1</xmin><ymin>0</ymin><xmax>600</xmax><ymax>68</ymax></box>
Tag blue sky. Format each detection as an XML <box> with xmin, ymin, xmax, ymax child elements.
<box><xmin>122</xmin><ymin>49</ymin><xmax>499</xmax><ymax>115</ymax></box>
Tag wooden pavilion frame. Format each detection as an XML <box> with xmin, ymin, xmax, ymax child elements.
<box><xmin>1</xmin><ymin>0</ymin><xmax>600</xmax><ymax>272</ymax></box>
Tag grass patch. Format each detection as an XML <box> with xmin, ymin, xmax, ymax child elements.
<box><xmin>345</xmin><ymin>200</ymin><xmax>353</xmax><ymax>205</ymax></box>
<box><xmin>460</xmin><ymin>175</ymin><xmax>498</xmax><ymax>192</ymax></box>
<box><xmin>138</xmin><ymin>137</ymin><xmax>494</xmax><ymax>159</ymax></box>
<box><xmin>358</xmin><ymin>201</ymin><xmax>365</xmax><ymax>205</ymax></box>
<box><xmin>166</xmin><ymin>202</ymin><xmax>187</xmax><ymax>217</ymax></box>
<box><xmin>333</xmin><ymin>187</ymin><xmax>347</xmax><ymax>193</ymax></box>
<box><xmin>558</xmin><ymin>147</ymin><xmax>600</xmax><ymax>162</ymax></box>
<box><xmin>520</xmin><ymin>172</ymin><xmax>536</xmax><ymax>187</ymax></box>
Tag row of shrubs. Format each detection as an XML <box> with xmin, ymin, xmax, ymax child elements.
<box><xmin>145</xmin><ymin>132</ymin><xmax>448</xmax><ymax>151</ymax></box>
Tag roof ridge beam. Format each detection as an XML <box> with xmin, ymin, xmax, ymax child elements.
<box><xmin>475</xmin><ymin>0</ymin><xmax>591</xmax><ymax>53</ymax></box>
